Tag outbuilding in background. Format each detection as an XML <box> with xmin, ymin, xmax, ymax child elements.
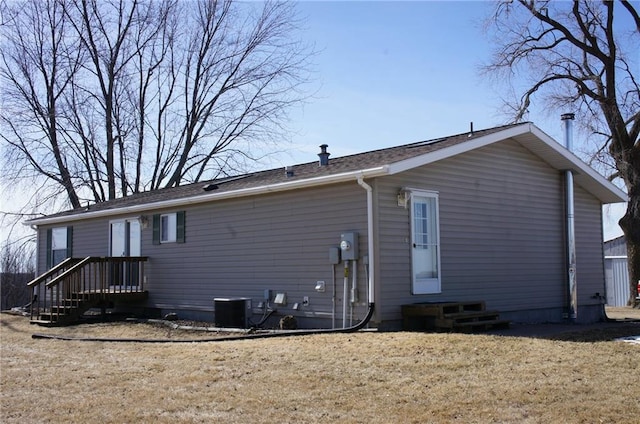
<box><xmin>604</xmin><ymin>235</ymin><xmax>629</xmax><ymax>307</ymax></box>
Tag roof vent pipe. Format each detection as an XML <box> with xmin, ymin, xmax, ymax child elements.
<box><xmin>562</xmin><ymin>112</ymin><xmax>577</xmax><ymax>322</ymax></box>
<box><xmin>561</xmin><ymin>113</ymin><xmax>575</xmax><ymax>150</ymax></box>
<box><xmin>318</xmin><ymin>144</ymin><xmax>330</xmax><ymax>166</ymax></box>
<box><xmin>285</xmin><ymin>166</ymin><xmax>294</xmax><ymax>177</ymax></box>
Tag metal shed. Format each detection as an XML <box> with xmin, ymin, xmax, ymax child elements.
<box><xmin>604</xmin><ymin>236</ymin><xmax>629</xmax><ymax>306</ymax></box>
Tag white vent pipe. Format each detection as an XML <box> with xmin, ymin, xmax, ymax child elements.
<box><xmin>562</xmin><ymin>113</ymin><xmax>577</xmax><ymax>321</ymax></box>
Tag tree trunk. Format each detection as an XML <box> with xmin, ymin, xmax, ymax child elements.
<box><xmin>620</xmin><ymin>204</ymin><xmax>640</xmax><ymax>307</ymax></box>
<box><xmin>619</xmin><ymin>150</ymin><xmax>640</xmax><ymax>307</ymax></box>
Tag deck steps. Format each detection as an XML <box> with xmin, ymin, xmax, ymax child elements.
<box><xmin>401</xmin><ymin>301</ymin><xmax>510</xmax><ymax>333</ymax></box>
<box><xmin>31</xmin><ymin>291</ymin><xmax>148</xmax><ymax>326</ymax></box>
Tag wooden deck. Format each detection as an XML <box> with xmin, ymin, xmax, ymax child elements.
<box><xmin>27</xmin><ymin>257</ymin><xmax>149</xmax><ymax>326</ymax></box>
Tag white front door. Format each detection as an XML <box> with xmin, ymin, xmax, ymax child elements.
<box><xmin>411</xmin><ymin>192</ymin><xmax>441</xmax><ymax>294</ymax></box>
<box><xmin>110</xmin><ymin>219</ymin><xmax>141</xmax><ymax>288</ymax></box>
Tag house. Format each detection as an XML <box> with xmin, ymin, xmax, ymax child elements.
<box><xmin>25</xmin><ymin>122</ymin><xmax>627</xmax><ymax>329</ymax></box>
<box><xmin>604</xmin><ymin>235</ymin><xmax>630</xmax><ymax>306</ymax></box>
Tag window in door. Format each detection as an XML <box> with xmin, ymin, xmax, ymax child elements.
<box><xmin>110</xmin><ymin>219</ymin><xmax>141</xmax><ymax>287</ymax></box>
<box><xmin>410</xmin><ymin>191</ymin><xmax>441</xmax><ymax>294</ymax></box>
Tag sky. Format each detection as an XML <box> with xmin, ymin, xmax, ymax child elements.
<box><xmin>283</xmin><ymin>1</ymin><xmax>504</xmax><ymax>161</ymax></box>
<box><xmin>0</xmin><ymin>0</ymin><xmax>627</xmax><ymax>243</ymax></box>
<box><xmin>274</xmin><ymin>0</ymin><xmax>626</xmax><ymax>240</ymax></box>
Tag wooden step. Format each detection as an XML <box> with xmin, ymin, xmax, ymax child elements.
<box><xmin>402</xmin><ymin>301</ymin><xmax>486</xmax><ymax>319</ymax></box>
<box><xmin>438</xmin><ymin>301</ymin><xmax>486</xmax><ymax>315</ymax></box>
<box><xmin>29</xmin><ymin>319</ymin><xmax>59</xmax><ymax>327</ymax></box>
<box><xmin>435</xmin><ymin>313</ymin><xmax>503</xmax><ymax>329</ymax></box>
<box><xmin>35</xmin><ymin>314</ymin><xmax>61</xmax><ymax>323</ymax></box>
<box><xmin>63</xmin><ymin>295</ymin><xmax>92</xmax><ymax>304</ymax></box>
<box><xmin>401</xmin><ymin>301</ymin><xmax>509</xmax><ymax>333</ymax></box>
<box><xmin>443</xmin><ymin>310</ymin><xmax>501</xmax><ymax>320</ymax></box>
<box><xmin>34</xmin><ymin>310</ymin><xmax>82</xmax><ymax>326</ymax></box>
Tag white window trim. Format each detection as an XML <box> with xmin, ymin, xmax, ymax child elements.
<box><xmin>409</xmin><ymin>189</ymin><xmax>441</xmax><ymax>295</ymax></box>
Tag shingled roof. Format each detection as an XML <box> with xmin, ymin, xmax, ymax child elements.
<box><xmin>25</xmin><ymin>122</ymin><xmax>626</xmax><ymax>226</ymax></box>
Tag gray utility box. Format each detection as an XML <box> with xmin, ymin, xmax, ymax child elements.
<box><xmin>340</xmin><ymin>232</ymin><xmax>359</xmax><ymax>260</ymax></box>
<box><xmin>214</xmin><ymin>297</ymin><xmax>251</xmax><ymax>328</ymax></box>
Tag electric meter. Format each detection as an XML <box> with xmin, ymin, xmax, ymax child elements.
<box><xmin>340</xmin><ymin>232</ymin><xmax>358</xmax><ymax>260</ymax></box>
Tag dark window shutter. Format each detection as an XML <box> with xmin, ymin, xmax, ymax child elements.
<box><xmin>152</xmin><ymin>214</ymin><xmax>160</xmax><ymax>245</ymax></box>
<box><xmin>176</xmin><ymin>211</ymin><xmax>186</xmax><ymax>243</ymax></box>
<box><xmin>46</xmin><ymin>228</ymin><xmax>52</xmax><ymax>269</ymax></box>
<box><xmin>66</xmin><ymin>226</ymin><xmax>73</xmax><ymax>258</ymax></box>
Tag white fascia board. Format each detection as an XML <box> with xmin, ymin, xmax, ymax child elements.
<box><xmin>386</xmin><ymin>124</ymin><xmax>533</xmax><ymax>175</ymax></box>
<box><xmin>24</xmin><ymin>166</ymin><xmax>390</xmax><ymax>227</ymax></box>
<box><xmin>526</xmin><ymin>125</ymin><xmax>627</xmax><ymax>203</ymax></box>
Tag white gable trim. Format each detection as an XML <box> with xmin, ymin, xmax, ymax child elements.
<box><xmin>526</xmin><ymin>125</ymin><xmax>627</xmax><ymax>200</ymax></box>
<box><xmin>387</xmin><ymin>123</ymin><xmax>627</xmax><ymax>204</ymax></box>
<box><xmin>387</xmin><ymin>124</ymin><xmax>533</xmax><ymax>175</ymax></box>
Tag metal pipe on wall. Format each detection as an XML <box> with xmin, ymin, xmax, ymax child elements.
<box><xmin>350</xmin><ymin>260</ymin><xmax>358</xmax><ymax>326</ymax></box>
<box><xmin>343</xmin><ymin>260</ymin><xmax>349</xmax><ymax>328</ymax></box>
<box><xmin>562</xmin><ymin>113</ymin><xmax>578</xmax><ymax>321</ymax></box>
<box><xmin>331</xmin><ymin>263</ymin><xmax>336</xmax><ymax>329</ymax></box>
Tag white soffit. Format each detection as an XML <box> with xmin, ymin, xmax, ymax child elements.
<box><xmin>517</xmin><ymin>125</ymin><xmax>627</xmax><ymax>204</ymax></box>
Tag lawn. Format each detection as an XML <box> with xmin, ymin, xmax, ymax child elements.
<box><xmin>1</xmin><ymin>308</ymin><xmax>639</xmax><ymax>423</ymax></box>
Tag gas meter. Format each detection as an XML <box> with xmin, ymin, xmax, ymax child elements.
<box><xmin>340</xmin><ymin>232</ymin><xmax>358</xmax><ymax>261</ymax></box>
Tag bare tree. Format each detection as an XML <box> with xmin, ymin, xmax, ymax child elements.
<box><xmin>0</xmin><ymin>0</ymin><xmax>84</xmax><ymax>209</ymax></box>
<box><xmin>0</xmin><ymin>239</ymin><xmax>35</xmax><ymax>310</ymax></box>
<box><xmin>484</xmin><ymin>0</ymin><xmax>639</xmax><ymax>305</ymax></box>
<box><xmin>160</xmin><ymin>1</ymin><xmax>309</xmax><ymax>188</ymax></box>
<box><xmin>1</xmin><ymin>0</ymin><xmax>312</xmax><ymax>213</ymax></box>
<box><xmin>63</xmin><ymin>0</ymin><xmax>178</xmax><ymax>200</ymax></box>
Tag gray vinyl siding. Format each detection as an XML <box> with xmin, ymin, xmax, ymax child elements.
<box><xmin>36</xmin><ymin>227</ymin><xmax>47</xmax><ymax>274</ymax></box>
<box><xmin>375</xmin><ymin>139</ymin><xmax>568</xmax><ymax>322</ymax></box>
<box><xmin>574</xmin><ymin>185</ymin><xmax>606</xmax><ymax>314</ymax></box>
<box><xmin>143</xmin><ymin>182</ymin><xmax>369</xmax><ymax>322</ymax></box>
<box><xmin>36</xmin><ymin>218</ymin><xmax>110</xmax><ymax>273</ymax></box>
<box><xmin>35</xmin><ymin>183</ymin><xmax>371</xmax><ymax>325</ymax></box>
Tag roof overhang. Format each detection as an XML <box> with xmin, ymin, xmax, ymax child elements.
<box><xmin>387</xmin><ymin>123</ymin><xmax>628</xmax><ymax>205</ymax></box>
<box><xmin>25</xmin><ymin>166</ymin><xmax>390</xmax><ymax>226</ymax></box>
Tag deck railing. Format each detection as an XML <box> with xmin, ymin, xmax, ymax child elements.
<box><xmin>27</xmin><ymin>256</ymin><xmax>148</xmax><ymax>322</ymax></box>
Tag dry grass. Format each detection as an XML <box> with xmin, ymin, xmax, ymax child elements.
<box><xmin>2</xmin><ymin>308</ymin><xmax>640</xmax><ymax>423</ymax></box>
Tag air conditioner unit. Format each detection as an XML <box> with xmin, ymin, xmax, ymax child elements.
<box><xmin>214</xmin><ymin>297</ymin><xmax>251</xmax><ymax>328</ymax></box>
